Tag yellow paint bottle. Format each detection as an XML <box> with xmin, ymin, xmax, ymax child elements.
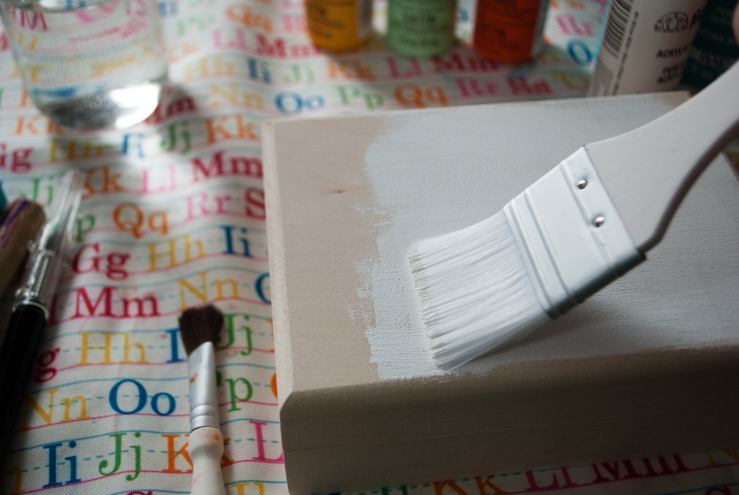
<box><xmin>306</xmin><ymin>0</ymin><xmax>373</xmax><ymax>52</ymax></box>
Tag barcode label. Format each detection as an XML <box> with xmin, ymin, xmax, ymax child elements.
<box><xmin>357</xmin><ymin>0</ymin><xmax>373</xmax><ymax>40</ymax></box>
<box><xmin>602</xmin><ymin>0</ymin><xmax>634</xmax><ymax>57</ymax></box>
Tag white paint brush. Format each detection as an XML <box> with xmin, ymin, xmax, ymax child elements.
<box><xmin>410</xmin><ymin>62</ymin><xmax>739</xmax><ymax>370</ymax></box>
<box><xmin>179</xmin><ymin>304</ymin><xmax>227</xmax><ymax>495</ymax></box>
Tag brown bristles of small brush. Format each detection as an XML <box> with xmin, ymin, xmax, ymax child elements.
<box><xmin>178</xmin><ymin>304</ymin><xmax>225</xmax><ymax>355</ymax></box>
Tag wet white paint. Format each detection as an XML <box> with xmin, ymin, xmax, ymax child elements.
<box><xmin>355</xmin><ymin>101</ymin><xmax>739</xmax><ymax>380</ymax></box>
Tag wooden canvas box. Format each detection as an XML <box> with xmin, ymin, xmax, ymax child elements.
<box><xmin>262</xmin><ymin>94</ymin><xmax>739</xmax><ymax>495</ymax></box>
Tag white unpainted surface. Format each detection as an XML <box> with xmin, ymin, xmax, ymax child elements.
<box><xmin>356</xmin><ymin>97</ymin><xmax>739</xmax><ymax>380</ymax></box>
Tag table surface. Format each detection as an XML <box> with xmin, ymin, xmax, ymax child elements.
<box><xmin>0</xmin><ymin>1</ymin><xmax>738</xmax><ymax>494</ymax></box>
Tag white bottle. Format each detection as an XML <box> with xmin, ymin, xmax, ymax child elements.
<box><xmin>589</xmin><ymin>0</ymin><xmax>708</xmax><ymax>96</ymax></box>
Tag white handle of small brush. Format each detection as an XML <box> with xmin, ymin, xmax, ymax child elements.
<box><xmin>585</xmin><ymin>61</ymin><xmax>739</xmax><ymax>252</ymax></box>
<box><xmin>189</xmin><ymin>426</ymin><xmax>227</xmax><ymax>495</ymax></box>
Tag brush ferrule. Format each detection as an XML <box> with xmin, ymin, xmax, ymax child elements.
<box><xmin>187</xmin><ymin>341</ymin><xmax>220</xmax><ymax>430</ymax></box>
<box><xmin>504</xmin><ymin>147</ymin><xmax>644</xmax><ymax>318</ymax></box>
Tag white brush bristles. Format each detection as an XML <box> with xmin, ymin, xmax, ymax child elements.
<box><xmin>409</xmin><ymin>210</ymin><xmax>549</xmax><ymax>370</ymax></box>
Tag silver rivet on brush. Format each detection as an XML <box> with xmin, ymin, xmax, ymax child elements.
<box><xmin>593</xmin><ymin>216</ymin><xmax>605</xmax><ymax>227</ymax></box>
<box><xmin>577</xmin><ymin>179</ymin><xmax>588</xmax><ymax>189</ymax></box>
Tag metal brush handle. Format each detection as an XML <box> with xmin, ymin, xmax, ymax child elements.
<box><xmin>188</xmin><ymin>342</ymin><xmax>220</xmax><ymax>430</ymax></box>
<box><xmin>187</xmin><ymin>341</ymin><xmax>226</xmax><ymax>495</ymax></box>
<box><xmin>585</xmin><ymin>61</ymin><xmax>739</xmax><ymax>252</ymax></box>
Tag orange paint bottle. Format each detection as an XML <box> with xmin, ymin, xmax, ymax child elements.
<box><xmin>472</xmin><ymin>0</ymin><xmax>550</xmax><ymax>63</ymax></box>
<box><xmin>306</xmin><ymin>0</ymin><xmax>374</xmax><ymax>52</ymax></box>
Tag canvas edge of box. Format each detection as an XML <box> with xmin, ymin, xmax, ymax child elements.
<box><xmin>278</xmin><ymin>344</ymin><xmax>739</xmax><ymax>494</ymax></box>
<box><xmin>262</xmin><ymin>120</ymin><xmax>296</xmax><ymax>409</ymax></box>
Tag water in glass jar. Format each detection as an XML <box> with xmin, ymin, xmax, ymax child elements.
<box><xmin>0</xmin><ymin>0</ymin><xmax>168</xmax><ymax>129</ymax></box>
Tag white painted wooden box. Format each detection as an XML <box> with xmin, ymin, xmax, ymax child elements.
<box><xmin>262</xmin><ymin>93</ymin><xmax>739</xmax><ymax>495</ymax></box>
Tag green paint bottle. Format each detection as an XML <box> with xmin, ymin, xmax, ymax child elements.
<box><xmin>387</xmin><ymin>0</ymin><xmax>457</xmax><ymax>57</ymax></box>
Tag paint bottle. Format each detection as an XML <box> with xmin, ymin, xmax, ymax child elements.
<box><xmin>591</xmin><ymin>0</ymin><xmax>614</xmax><ymax>62</ymax></box>
<box><xmin>588</xmin><ymin>0</ymin><xmax>708</xmax><ymax>96</ymax></box>
<box><xmin>472</xmin><ymin>0</ymin><xmax>551</xmax><ymax>64</ymax></box>
<box><xmin>682</xmin><ymin>0</ymin><xmax>739</xmax><ymax>89</ymax></box>
<box><xmin>306</xmin><ymin>0</ymin><xmax>374</xmax><ymax>52</ymax></box>
<box><xmin>386</xmin><ymin>0</ymin><xmax>457</xmax><ymax>57</ymax></box>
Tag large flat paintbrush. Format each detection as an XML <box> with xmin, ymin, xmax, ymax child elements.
<box><xmin>179</xmin><ymin>304</ymin><xmax>227</xmax><ymax>495</ymax></box>
<box><xmin>409</xmin><ymin>61</ymin><xmax>739</xmax><ymax>370</ymax></box>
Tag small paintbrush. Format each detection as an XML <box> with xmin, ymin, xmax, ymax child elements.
<box><xmin>0</xmin><ymin>171</ymin><xmax>82</xmax><ymax>467</ymax></box>
<box><xmin>179</xmin><ymin>304</ymin><xmax>227</xmax><ymax>495</ymax></box>
<box><xmin>409</xmin><ymin>61</ymin><xmax>739</xmax><ymax>370</ymax></box>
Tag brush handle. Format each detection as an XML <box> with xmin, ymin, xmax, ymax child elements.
<box><xmin>585</xmin><ymin>61</ymin><xmax>739</xmax><ymax>252</ymax></box>
<box><xmin>190</xmin><ymin>426</ymin><xmax>227</xmax><ymax>495</ymax></box>
<box><xmin>0</xmin><ymin>304</ymin><xmax>47</xmax><ymax>467</ymax></box>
